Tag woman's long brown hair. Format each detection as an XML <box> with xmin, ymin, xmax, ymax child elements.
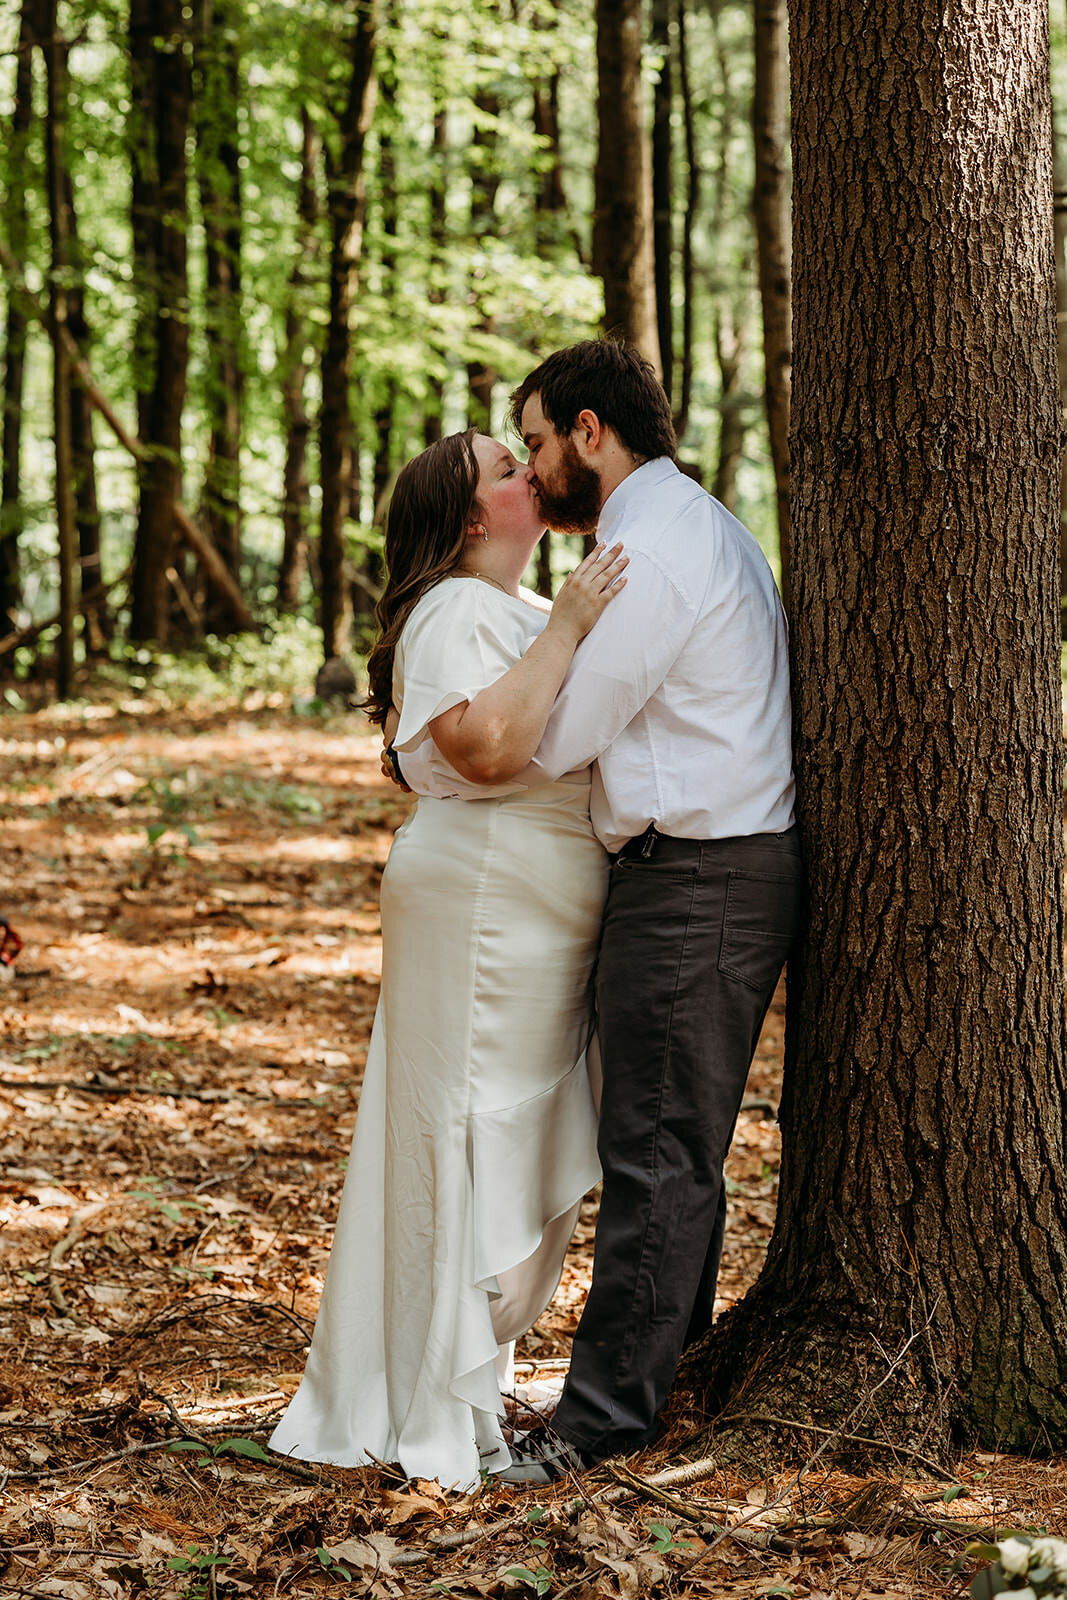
<box><xmin>363</xmin><ymin>429</ymin><xmax>481</xmax><ymax>726</ymax></box>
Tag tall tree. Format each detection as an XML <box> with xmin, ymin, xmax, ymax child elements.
<box><xmin>687</xmin><ymin>0</ymin><xmax>1067</xmax><ymax>1454</ymax></box>
<box><xmin>128</xmin><ymin>0</ymin><xmax>193</xmax><ymax>643</ymax></box>
<box><xmin>65</xmin><ymin>166</ymin><xmax>106</xmax><ymax>654</ymax></box>
<box><xmin>672</xmin><ymin>0</ymin><xmax>697</xmax><ymax>438</ymax></box>
<box><xmin>467</xmin><ymin>9</ymin><xmax>502</xmax><ymax>434</ymax></box>
<box><xmin>422</xmin><ymin>92</ymin><xmax>448</xmax><ymax>448</ymax></box>
<box><xmin>650</xmin><ymin>0</ymin><xmax>673</xmax><ymax>401</ymax></box>
<box><xmin>593</xmin><ymin>0</ymin><xmax>662</xmax><ymax>374</ymax></box>
<box><xmin>752</xmin><ymin>0</ymin><xmax>792</xmax><ymax>600</ymax></box>
<box><xmin>320</xmin><ymin>0</ymin><xmax>377</xmax><ymax>662</ymax></box>
<box><xmin>278</xmin><ymin>108</ymin><xmax>319</xmax><ymax>612</ymax></box>
<box><xmin>193</xmin><ymin>0</ymin><xmax>244</xmax><ymax>632</ymax></box>
<box><xmin>41</xmin><ymin>0</ymin><xmax>76</xmax><ymax>695</ymax></box>
<box><xmin>0</xmin><ymin>0</ymin><xmax>37</xmax><ymax>643</ymax></box>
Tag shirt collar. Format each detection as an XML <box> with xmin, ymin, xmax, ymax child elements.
<box><xmin>598</xmin><ymin>457</ymin><xmax>680</xmax><ymax>540</ymax></box>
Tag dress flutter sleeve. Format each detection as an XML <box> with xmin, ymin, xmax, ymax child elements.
<box><xmin>392</xmin><ymin>579</ymin><xmax>527</xmax><ymax>753</ymax></box>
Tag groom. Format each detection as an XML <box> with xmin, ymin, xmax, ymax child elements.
<box><xmin>496</xmin><ymin>340</ymin><xmax>801</xmax><ymax>1483</ymax></box>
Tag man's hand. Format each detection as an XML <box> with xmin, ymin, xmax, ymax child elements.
<box><xmin>380</xmin><ymin>707</ymin><xmax>411</xmax><ymax>791</ymax></box>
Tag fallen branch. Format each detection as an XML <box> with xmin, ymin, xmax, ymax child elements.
<box><xmin>0</xmin><ymin>571</ymin><xmax>131</xmax><ymax>660</ymax></box>
<box><xmin>740</xmin><ymin>1412</ymin><xmax>948</xmax><ymax>1479</ymax></box>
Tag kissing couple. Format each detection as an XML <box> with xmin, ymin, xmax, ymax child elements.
<box><xmin>269</xmin><ymin>339</ymin><xmax>801</xmax><ymax>1489</ymax></box>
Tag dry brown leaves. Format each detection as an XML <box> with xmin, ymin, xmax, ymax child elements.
<box><xmin>0</xmin><ymin>690</ymin><xmax>1061</xmax><ymax>1598</ymax></box>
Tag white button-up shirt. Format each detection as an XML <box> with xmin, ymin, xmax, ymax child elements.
<box><xmin>524</xmin><ymin>458</ymin><xmax>796</xmax><ymax>851</ymax></box>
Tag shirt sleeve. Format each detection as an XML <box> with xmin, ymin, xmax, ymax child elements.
<box><xmin>524</xmin><ymin>550</ymin><xmax>695</xmax><ymax>783</ymax></box>
<box><xmin>392</xmin><ymin>581</ymin><xmax>523</xmax><ymax>753</ymax></box>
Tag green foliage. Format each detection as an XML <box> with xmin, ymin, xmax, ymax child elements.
<box><xmin>646</xmin><ymin>1519</ymin><xmax>697</xmax><ymax>1553</ymax></box>
<box><xmin>505</xmin><ymin>1565</ymin><xmax>554</xmax><ymax>1596</ymax></box>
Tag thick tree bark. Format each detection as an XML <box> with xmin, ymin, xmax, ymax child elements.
<box><xmin>684</xmin><ymin>0</ymin><xmax>1067</xmax><ymax>1457</ymax></box>
<box><xmin>1053</xmin><ymin>118</ymin><xmax>1067</xmax><ymax>635</ymax></box>
<box><xmin>193</xmin><ymin>0</ymin><xmax>244</xmax><ymax>633</ymax></box>
<box><xmin>320</xmin><ymin>0</ymin><xmax>377</xmax><ymax>662</ymax></box>
<box><xmin>278</xmin><ymin>110</ymin><xmax>319</xmax><ymax>612</ymax></box>
<box><xmin>593</xmin><ymin>0</ymin><xmax>662</xmax><ymax>375</ymax></box>
<box><xmin>128</xmin><ymin>0</ymin><xmax>192</xmax><ymax>643</ymax></box>
<box><xmin>753</xmin><ymin>0</ymin><xmax>792</xmax><ymax>604</ymax></box>
<box><xmin>0</xmin><ymin>0</ymin><xmax>36</xmax><ymax>643</ymax></box>
<box><xmin>651</xmin><ymin>0</ymin><xmax>673</xmax><ymax>401</ymax></box>
<box><xmin>41</xmin><ymin>0</ymin><xmax>76</xmax><ymax>696</ymax></box>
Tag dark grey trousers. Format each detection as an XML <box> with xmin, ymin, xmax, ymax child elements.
<box><xmin>552</xmin><ymin>827</ymin><xmax>803</xmax><ymax>1460</ymax></box>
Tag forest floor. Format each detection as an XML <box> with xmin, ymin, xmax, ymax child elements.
<box><xmin>0</xmin><ymin>687</ymin><xmax>1061</xmax><ymax>1600</ymax></box>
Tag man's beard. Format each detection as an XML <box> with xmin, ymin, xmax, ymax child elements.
<box><xmin>534</xmin><ymin>438</ymin><xmax>602</xmax><ymax>535</ymax></box>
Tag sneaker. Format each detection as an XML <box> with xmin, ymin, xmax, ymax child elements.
<box><xmin>497</xmin><ymin>1424</ymin><xmax>592</xmax><ymax>1486</ymax></box>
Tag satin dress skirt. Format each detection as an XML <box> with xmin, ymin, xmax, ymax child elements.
<box><xmin>269</xmin><ymin>774</ymin><xmax>608</xmax><ymax>1489</ymax></box>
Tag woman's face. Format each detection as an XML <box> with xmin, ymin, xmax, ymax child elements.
<box><xmin>471</xmin><ymin>434</ymin><xmax>546</xmax><ymax>554</ymax></box>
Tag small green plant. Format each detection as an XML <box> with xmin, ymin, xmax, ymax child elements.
<box><xmin>314</xmin><ymin>1545</ymin><xmax>353</xmax><ymax>1581</ymax></box>
<box><xmin>504</xmin><ymin>1566</ymin><xmax>553</xmax><ymax>1596</ymax></box>
<box><xmin>646</xmin><ymin>1520</ymin><xmax>697</xmax><ymax>1553</ymax></box>
<box><xmin>167</xmin><ymin>1435</ymin><xmax>272</xmax><ymax>1469</ymax></box>
<box><xmin>129</xmin><ymin>1176</ymin><xmax>209</xmax><ymax>1225</ymax></box>
<box><xmin>166</xmin><ymin>1545</ymin><xmax>232</xmax><ymax>1598</ymax></box>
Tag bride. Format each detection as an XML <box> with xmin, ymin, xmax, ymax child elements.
<box><xmin>269</xmin><ymin>429</ymin><xmax>626</xmax><ymax>1489</ymax></box>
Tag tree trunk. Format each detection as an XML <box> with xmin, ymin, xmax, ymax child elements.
<box><xmin>711</xmin><ymin>305</ymin><xmax>746</xmax><ymax>513</ymax></box>
<box><xmin>423</xmin><ymin>98</ymin><xmax>448</xmax><ymax>448</ymax></box>
<box><xmin>129</xmin><ymin>0</ymin><xmax>192</xmax><ymax>644</ymax></box>
<box><xmin>684</xmin><ymin>0</ymin><xmax>1067</xmax><ymax>1458</ymax></box>
<box><xmin>753</xmin><ymin>0</ymin><xmax>792</xmax><ymax>605</ymax></box>
<box><xmin>371</xmin><ymin>18</ymin><xmax>397</xmax><ymax>526</ymax></box>
<box><xmin>0</xmin><ymin>0</ymin><xmax>36</xmax><ymax>643</ymax></box>
<box><xmin>593</xmin><ymin>0</ymin><xmax>662</xmax><ymax>376</ymax></box>
<box><xmin>193</xmin><ymin>0</ymin><xmax>244</xmax><ymax>633</ymax></box>
<box><xmin>467</xmin><ymin>63</ymin><xmax>501</xmax><ymax>434</ymax></box>
<box><xmin>41</xmin><ymin>0</ymin><xmax>76</xmax><ymax>696</ymax></box>
<box><xmin>65</xmin><ymin>169</ymin><xmax>107</xmax><ymax>654</ymax></box>
<box><xmin>651</xmin><ymin>0</ymin><xmax>673</xmax><ymax>401</ymax></box>
<box><xmin>673</xmin><ymin>0</ymin><xmax>697</xmax><ymax>438</ymax></box>
<box><xmin>320</xmin><ymin>0</ymin><xmax>377</xmax><ymax>663</ymax></box>
<box><xmin>1053</xmin><ymin>117</ymin><xmax>1067</xmax><ymax>636</ymax></box>
<box><xmin>278</xmin><ymin>109</ymin><xmax>319</xmax><ymax>612</ymax></box>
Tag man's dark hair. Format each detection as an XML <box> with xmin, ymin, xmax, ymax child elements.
<box><xmin>509</xmin><ymin>339</ymin><xmax>677</xmax><ymax>462</ymax></box>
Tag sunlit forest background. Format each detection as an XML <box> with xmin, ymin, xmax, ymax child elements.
<box><xmin>4</xmin><ymin>0</ymin><xmax>1067</xmax><ymax>695</ymax></box>
<box><xmin>0</xmin><ymin>0</ymin><xmax>895</xmax><ymax>695</ymax></box>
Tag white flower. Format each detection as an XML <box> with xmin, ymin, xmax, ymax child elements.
<box><xmin>1031</xmin><ymin>1539</ymin><xmax>1067</xmax><ymax>1579</ymax></box>
<box><xmin>1009</xmin><ymin>1588</ymin><xmax>1037</xmax><ymax>1600</ymax></box>
<box><xmin>998</xmin><ymin>1539</ymin><xmax>1033</xmax><ymax>1578</ymax></box>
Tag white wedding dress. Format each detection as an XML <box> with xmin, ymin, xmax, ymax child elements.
<box><xmin>269</xmin><ymin>578</ymin><xmax>608</xmax><ymax>1489</ymax></box>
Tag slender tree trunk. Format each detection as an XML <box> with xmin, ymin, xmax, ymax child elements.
<box><xmin>685</xmin><ymin>0</ymin><xmax>1067</xmax><ymax>1457</ymax></box>
<box><xmin>320</xmin><ymin>0</ymin><xmax>377</xmax><ymax>663</ymax></box>
<box><xmin>593</xmin><ymin>0</ymin><xmax>662</xmax><ymax>375</ymax></box>
<box><xmin>65</xmin><ymin>170</ymin><xmax>106</xmax><ymax>654</ymax></box>
<box><xmin>193</xmin><ymin>0</ymin><xmax>243</xmax><ymax>632</ymax></box>
<box><xmin>41</xmin><ymin>0</ymin><xmax>76</xmax><ymax>695</ymax></box>
<box><xmin>423</xmin><ymin>98</ymin><xmax>448</xmax><ymax>448</ymax></box>
<box><xmin>0</xmin><ymin>0</ymin><xmax>36</xmax><ymax>643</ymax></box>
<box><xmin>129</xmin><ymin>0</ymin><xmax>192</xmax><ymax>643</ymax></box>
<box><xmin>467</xmin><ymin>62</ymin><xmax>501</xmax><ymax>433</ymax></box>
<box><xmin>278</xmin><ymin>109</ymin><xmax>319</xmax><ymax>611</ymax></box>
<box><xmin>711</xmin><ymin>305</ymin><xmax>746</xmax><ymax>512</ymax></box>
<box><xmin>753</xmin><ymin>0</ymin><xmax>792</xmax><ymax>603</ymax></box>
<box><xmin>651</xmin><ymin>0</ymin><xmax>673</xmax><ymax>401</ymax></box>
<box><xmin>673</xmin><ymin>0</ymin><xmax>697</xmax><ymax>438</ymax></box>
<box><xmin>372</xmin><ymin>20</ymin><xmax>397</xmax><ymax>524</ymax></box>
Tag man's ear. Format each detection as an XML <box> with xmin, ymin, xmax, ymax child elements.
<box><xmin>573</xmin><ymin>408</ymin><xmax>604</xmax><ymax>455</ymax></box>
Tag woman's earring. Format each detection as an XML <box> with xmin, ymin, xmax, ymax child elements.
<box><xmin>479</xmin><ymin>524</ymin><xmax>488</xmax><ymax>542</ymax></box>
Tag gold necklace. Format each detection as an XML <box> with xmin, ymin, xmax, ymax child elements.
<box><xmin>465</xmin><ymin>570</ymin><xmax>512</xmax><ymax>595</ymax></box>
